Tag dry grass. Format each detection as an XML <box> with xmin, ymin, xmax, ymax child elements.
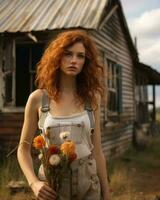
<box><xmin>109</xmin><ymin>135</ymin><xmax>160</xmax><ymax>200</ymax></box>
<box><xmin>0</xmin><ymin>154</ymin><xmax>28</xmax><ymax>200</ymax></box>
<box><xmin>157</xmin><ymin>111</ymin><xmax>160</xmax><ymax>123</ymax></box>
<box><xmin>110</xmin><ymin>167</ymin><xmax>133</xmax><ymax>197</ymax></box>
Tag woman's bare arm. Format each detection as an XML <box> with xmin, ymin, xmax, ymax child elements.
<box><xmin>17</xmin><ymin>91</ymin><xmax>39</xmax><ymax>185</ymax></box>
<box><xmin>17</xmin><ymin>90</ymin><xmax>57</xmax><ymax>199</ymax></box>
<box><xmin>92</xmin><ymin>95</ymin><xmax>110</xmax><ymax>200</ymax></box>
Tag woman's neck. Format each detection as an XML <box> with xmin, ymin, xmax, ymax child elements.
<box><xmin>59</xmin><ymin>73</ymin><xmax>77</xmax><ymax>93</ymax></box>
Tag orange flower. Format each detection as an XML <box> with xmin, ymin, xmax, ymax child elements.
<box><xmin>48</xmin><ymin>144</ymin><xmax>60</xmax><ymax>155</ymax></box>
<box><xmin>33</xmin><ymin>135</ymin><xmax>45</xmax><ymax>149</ymax></box>
<box><xmin>69</xmin><ymin>152</ymin><xmax>77</xmax><ymax>162</ymax></box>
<box><xmin>60</xmin><ymin>141</ymin><xmax>76</xmax><ymax>156</ymax></box>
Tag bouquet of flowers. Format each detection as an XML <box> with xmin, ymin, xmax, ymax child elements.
<box><xmin>32</xmin><ymin>128</ymin><xmax>77</xmax><ymax>197</ymax></box>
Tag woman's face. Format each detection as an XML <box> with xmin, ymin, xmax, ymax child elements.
<box><xmin>60</xmin><ymin>42</ymin><xmax>85</xmax><ymax>76</ymax></box>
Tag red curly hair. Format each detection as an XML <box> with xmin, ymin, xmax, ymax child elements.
<box><xmin>35</xmin><ymin>29</ymin><xmax>104</xmax><ymax>108</ymax></box>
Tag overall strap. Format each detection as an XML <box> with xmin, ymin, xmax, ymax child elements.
<box><xmin>41</xmin><ymin>90</ymin><xmax>50</xmax><ymax>112</ymax></box>
<box><xmin>38</xmin><ymin>90</ymin><xmax>50</xmax><ymax>130</ymax></box>
<box><xmin>85</xmin><ymin>103</ymin><xmax>95</xmax><ymax>130</ymax></box>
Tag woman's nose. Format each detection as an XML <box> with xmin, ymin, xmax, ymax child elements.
<box><xmin>70</xmin><ymin>55</ymin><xmax>77</xmax><ymax>63</ymax></box>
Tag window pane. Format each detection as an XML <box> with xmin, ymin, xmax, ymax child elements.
<box><xmin>31</xmin><ymin>44</ymin><xmax>45</xmax><ymax>71</ymax></box>
<box><xmin>3</xmin><ymin>41</ymin><xmax>13</xmax><ymax>72</ymax></box>
<box><xmin>5</xmin><ymin>73</ymin><xmax>12</xmax><ymax>103</ymax></box>
<box><xmin>107</xmin><ymin>60</ymin><xmax>118</xmax><ymax>112</ymax></box>
<box><xmin>106</xmin><ymin>59</ymin><xmax>123</xmax><ymax>114</ymax></box>
<box><xmin>30</xmin><ymin>73</ymin><xmax>36</xmax><ymax>92</ymax></box>
<box><xmin>108</xmin><ymin>90</ymin><xmax>117</xmax><ymax>112</ymax></box>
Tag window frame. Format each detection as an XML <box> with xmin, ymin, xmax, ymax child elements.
<box><xmin>2</xmin><ymin>38</ymin><xmax>16</xmax><ymax>107</ymax></box>
<box><xmin>104</xmin><ymin>52</ymin><xmax>123</xmax><ymax>121</ymax></box>
<box><xmin>2</xmin><ymin>38</ymin><xmax>45</xmax><ymax>108</ymax></box>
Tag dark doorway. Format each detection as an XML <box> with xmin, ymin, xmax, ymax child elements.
<box><xmin>16</xmin><ymin>43</ymin><xmax>45</xmax><ymax>106</ymax></box>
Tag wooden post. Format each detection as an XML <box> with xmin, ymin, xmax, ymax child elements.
<box><xmin>152</xmin><ymin>85</ymin><xmax>156</xmax><ymax>122</ymax></box>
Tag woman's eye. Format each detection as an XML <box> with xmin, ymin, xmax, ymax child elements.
<box><xmin>64</xmin><ymin>52</ymin><xmax>72</xmax><ymax>56</ymax></box>
<box><xmin>78</xmin><ymin>54</ymin><xmax>85</xmax><ymax>59</ymax></box>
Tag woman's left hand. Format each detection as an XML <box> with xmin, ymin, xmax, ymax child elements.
<box><xmin>102</xmin><ymin>191</ymin><xmax>111</xmax><ymax>200</ymax></box>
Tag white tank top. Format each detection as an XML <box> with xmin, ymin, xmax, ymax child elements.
<box><xmin>42</xmin><ymin>110</ymin><xmax>94</xmax><ymax>159</ymax></box>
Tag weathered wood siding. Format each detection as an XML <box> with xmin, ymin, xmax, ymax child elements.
<box><xmin>0</xmin><ymin>113</ymin><xmax>23</xmax><ymax>153</ymax></box>
<box><xmin>90</xmin><ymin>9</ymin><xmax>135</xmax><ymax>157</ymax></box>
<box><xmin>0</xmin><ymin>38</ymin><xmax>4</xmax><ymax>110</ymax></box>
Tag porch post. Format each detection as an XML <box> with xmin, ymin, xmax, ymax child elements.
<box><xmin>152</xmin><ymin>85</ymin><xmax>156</xmax><ymax>122</ymax></box>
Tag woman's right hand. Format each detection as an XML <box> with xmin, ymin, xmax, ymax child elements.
<box><xmin>31</xmin><ymin>180</ymin><xmax>57</xmax><ymax>200</ymax></box>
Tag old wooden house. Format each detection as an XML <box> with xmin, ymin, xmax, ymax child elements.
<box><xmin>0</xmin><ymin>0</ymin><xmax>160</xmax><ymax>156</ymax></box>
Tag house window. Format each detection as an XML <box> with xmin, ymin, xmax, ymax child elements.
<box><xmin>107</xmin><ymin>59</ymin><xmax>122</xmax><ymax>115</ymax></box>
<box><xmin>16</xmin><ymin>43</ymin><xmax>45</xmax><ymax>106</ymax></box>
<box><xmin>2</xmin><ymin>39</ymin><xmax>14</xmax><ymax>106</ymax></box>
<box><xmin>3</xmin><ymin>40</ymin><xmax>45</xmax><ymax>107</ymax></box>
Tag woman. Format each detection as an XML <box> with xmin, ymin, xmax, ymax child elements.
<box><xmin>17</xmin><ymin>29</ymin><xmax>110</xmax><ymax>200</ymax></box>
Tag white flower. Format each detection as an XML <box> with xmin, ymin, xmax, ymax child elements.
<box><xmin>38</xmin><ymin>153</ymin><xmax>43</xmax><ymax>160</ymax></box>
<box><xmin>49</xmin><ymin>154</ymin><xmax>61</xmax><ymax>166</ymax></box>
<box><xmin>59</xmin><ymin>131</ymin><xmax>70</xmax><ymax>140</ymax></box>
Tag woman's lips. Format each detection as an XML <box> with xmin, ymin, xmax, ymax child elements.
<box><xmin>67</xmin><ymin>66</ymin><xmax>77</xmax><ymax>70</ymax></box>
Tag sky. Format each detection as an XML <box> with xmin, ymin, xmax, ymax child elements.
<box><xmin>120</xmin><ymin>0</ymin><xmax>160</xmax><ymax>107</ymax></box>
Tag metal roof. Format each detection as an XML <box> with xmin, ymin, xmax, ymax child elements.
<box><xmin>137</xmin><ymin>62</ymin><xmax>160</xmax><ymax>85</ymax></box>
<box><xmin>0</xmin><ymin>0</ymin><xmax>108</xmax><ymax>33</ymax></box>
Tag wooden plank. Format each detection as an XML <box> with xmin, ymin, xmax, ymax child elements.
<box><xmin>101</xmin><ymin>26</ymin><xmax>129</xmax><ymax>49</ymax></box>
<box><xmin>0</xmin><ymin>127</ymin><xmax>22</xmax><ymax>134</ymax></box>
<box><xmin>0</xmin><ymin>113</ymin><xmax>24</xmax><ymax>121</ymax></box>
<box><xmin>102</xmin><ymin>137</ymin><xmax>132</xmax><ymax>156</ymax></box>
<box><xmin>102</xmin><ymin>137</ymin><xmax>132</xmax><ymax>152</ymax></box>
<box><xmin>0</xmin><ymin>121</ymin><xmax>23</xmax><ymax>128</ymax></box>
<box><xmin>91</xmin><ymin>32</ymin><xmax>133</xmax><ymax>62</ymax></box>
<box><xmin>0</xmin><ymin>135</ymin><xmax>20</xmax><ymax>141</ymax></box>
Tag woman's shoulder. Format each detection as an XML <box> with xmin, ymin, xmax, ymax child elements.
<box><xmin>27</xmin><ymin>89</ymin><xmax>44</xmax><ymax>108</ymax></box>
<box><xmin>29</xmin><ymin>89</ymin><xmax>43</xmax><ymax>100</ymax></box>
<box><xmin>95</xmin><ymin>93</ymin><xmax>101</xmax><ymax>105</ymax></box>
<box><xmin>91</xmin><ymin>93</ymin><xmax>101</xmax><ymax>107</ymax></box>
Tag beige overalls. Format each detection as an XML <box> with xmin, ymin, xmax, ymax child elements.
<box><xmin>38</xmin><ymin>91</ymin><xmax>102</xmax><ymax>200</ymax></box>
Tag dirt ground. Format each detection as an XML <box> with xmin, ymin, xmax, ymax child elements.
<box><xmin>4</xmin><ymin>163</ymin><xmax>160</xmax><ymax>200</ymax></box>
<box><xmin>111</xmin><ymin>164</ymin><xmax>160</xmax><ymax>200</ymax></box>
<box><xmin>110</xmin><ymin>136</ymin><xmax>160</xmax><ymax>200</ymax></box>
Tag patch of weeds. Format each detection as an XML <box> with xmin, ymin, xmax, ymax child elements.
<box><xmin>0</xmin><ymin>154</ymin><xmax>26</xmax><ymax>198</ymax></box>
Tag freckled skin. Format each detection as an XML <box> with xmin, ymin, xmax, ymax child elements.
<box><xmin>60</xmin><ymin>42</ymin><xmax>85</xmax><ymax>76</ymax></box>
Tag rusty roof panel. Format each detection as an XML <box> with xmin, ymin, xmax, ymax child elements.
<box><xmin>0</xmin><ymin>0</ymin><xmax>108</xmax><ymax>33</ymax></box>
